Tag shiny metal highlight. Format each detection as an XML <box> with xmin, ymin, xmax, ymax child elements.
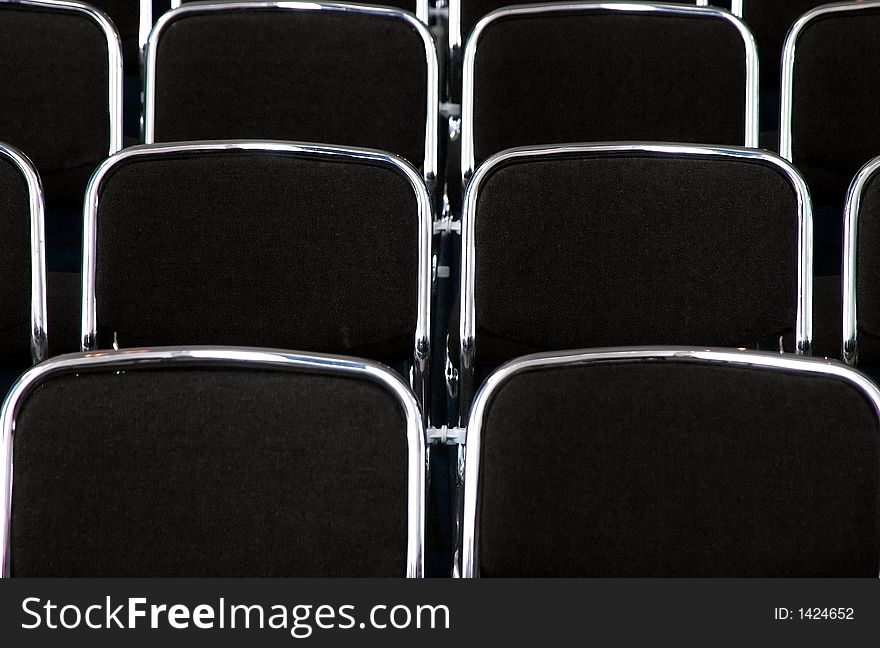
<box><xmin>170</xmin><ymin>0</ymin><xmax>431</xmax><ymax>23</ymax></box>
<box><xmin>139</xmin><ymin>0</ymin><xmax>153</xmax><ymax>62</ymax></box>
<box><xmin>0</xmin><ymin>143</ymin><xmax>47</xmax><ymax>363</ymax></box>
<box><xmin>841</xmin><ymin>155</ymin><xmax>880</xmax><ymax>365</ymax></box>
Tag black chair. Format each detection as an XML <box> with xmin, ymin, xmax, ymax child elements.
<box><xmin>171</xmin><ymin>0</ymin><xmax>430</xmax><ymax>24</ymax></box>
<box><xmin>453</xmin><ymin>143</ymin><xmax>812</xmax><ymax>419</ymax></box>
<box><xmin>0</xmin><ymin>346</ymin><xmax>425</xmax><ymax>577</ymax></box>
<box><xmin>842</xmin><ymin>154</ymin><xmax>880</xmax><ymax>369</ymax></box>
<box><xmin>0</xmin><ymin>1</ymin><xmax>123</xmax><ymax>209</ymax></box>
<box><xmin>460</xmin><ymin>3</ymin><xmax>758</xmax><ymax>182</ymax></box>
<box><xmin>0</xmin><ymin>143</ymin><xmax>47</xmax><ymax>377</ymax></box>
<box><xmin>460</xmin><ymin>346</ymin><xmax>880</xmax><ymax>577</ymax></box>
<box><xmin>780</xmin><ymin>2</ymin><xmax>880</xmax><ymax>250</ymax></box>
<box><xmin>81</xmin><ymin>140</ymin><xmax>432</xmax><ymax>407</ymax></box>
<box><xmin>775</xmin><ymin>4</ymin><xmax>873</xmax><ymax>347</ymax></box>
<box><xmin>0</xmin><ymin>1</ymin><xmax>123</xmax><ymax>286</ymax></box>
<box><xmin>145</xmin><ymin>2</ymin><xmax>439</xmax><ymax>193</ymax></box>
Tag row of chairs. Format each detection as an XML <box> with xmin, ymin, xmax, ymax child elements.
<box><xmin>2</xmin><ymin>3</ymin><xmax>876</xmax><ymax>368</ymax></box>
<box><xmin>7</xmin><ymin>138</ymin><xmax>880</xmax><ymax>414</ymax></box>
<box><xmin>2</xmin><ymin>1</ymin><xmax>878</xmax><ymax>578</ymax></box>
<box><xmin>4</xmin><ymin>1</ymin><xmax>878</xmax><ymax>213</ymax></box>
<box><xmin>97</xmin><ymin>1</ymin><xmax>834</xmax><ymax>110</ymax></box>
<box><xmin>2</xmin><ymin>344</ymin><xmax>877</xmax><ymax>576</ymax></box>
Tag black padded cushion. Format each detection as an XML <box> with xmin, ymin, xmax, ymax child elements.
<box><xmin>153</xmin><ymin>7</ymin><xmax>429</xmax><ymax>171</ymax></box>
<box><xmin>11</xmin><ymin>364</ymin><xmax>409</xmax><ymax>576</ymax></box>
<box><xmin>476</xmin><ymin>359</ymin><xmax>880</xmax><ymax>576</ymax></box>
<box><xmin>791</xmin><ymin>7</ymin><xmax>880</xmax><ymax>207</ymax></box>
<box><xmin>91</xmin><ymin>0</ymin><xmax>140</xmax><ymax>72</ymax></box>
<box><xmin>470</xmin><ymin>9</ymin><xmax>748</xmax><ymax>167</ymax></box>
<box><xmin>0</xmin><ymin>153</ymin><xmax>34</xmax><ymax>366</ymax></box>
<box><xmin>0</xmin><ymin>5</ymin><xmax>112</xmax><ymax>207</ymax></box>
<box><xmin>854</xmin><ymin>171</ymin><xmax>880</xmax><ymax>366</ymax></box>
<box><xmin>94</xmin><ymin>149</ymin><xmax>420</xmax><ymax>364</ymax></box>
<box><xmin>470</xmin><ymin>153</ymin><xmax>799</xmax><ymax>366</ymax></box>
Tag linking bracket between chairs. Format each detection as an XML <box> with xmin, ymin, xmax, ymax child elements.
<box><xmin>427</xmin><ymin>426</ymin><xmax>466</xmax><ymax>445</ymax></box>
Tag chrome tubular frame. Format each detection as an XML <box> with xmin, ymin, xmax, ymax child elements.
<box><xmin>779</xmin><ymin>2</ymin><xmax>880</xmax><ymax>163</ymax></box>
<box><xmin>0</xmin><ymin>345</ymin><xmax>427</xmax><ymax>578</ymax></box>
<box><xmin>81</xmin><ymin>139</ymin><xmax>433</xmax><ymax>411</ymax></box>
<box><xmin>139</xmin><ymin>0</ymin><xmax>153</xmax><ymax>64</ymax></box>
<box><xmin>145</xmin><ymin>2</ymin><xmax>439</xmax><ymax>192</ymax></box>
<box><xmin>460</xmin><ymin>2</ymin><xmax>760</xmax><ymax>184</ymax></box>
<box><xmin>3</xmin><ymin>0</ymin><xmax>124</xmax><ymax>156</ymax></box>
<box><xmin>451</xmin><ymin>1</ymin><xmax>720</xmax><ymax>55</ymax></box>
<box><xmin>458</xmin><ymin>142</ymin><xmax>814</xmax><ymax>422</ymax></box>
<box><xmin>170</xmin><ymin>0</ymin><xmax>431</xmax><ymax>24</ymax></box>
<box><xmin>0</xmin><ymin>144</ymin><xmax>47</xmax><ymax>364</ymax></box>
<box><xmin>459</xmin><ymin>345</ymin><xmax>880</xmax><ymax>578</ymax></box>
<box><xmin>842</xmin><ymin>155</ymin><xmax>880</xmax><ymax>366</ymax></box>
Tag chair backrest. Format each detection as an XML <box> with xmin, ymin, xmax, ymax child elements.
<box><xmin>781</xmin><ymin>2</ymin><xmax>880</xmax><ymax>208</ymax></box>
<box><xmin>145</xmin><ymin>2</ymin><xmax>438</xmax><ymax>188</ymax></box>
<box><xmin>461</xmin><ymin>3</ymin><xmax>758</xmax><ymax>180</ymax></box>
<box><xmin>82</xmin><ymin>141</ymin><xmax>432</xmax><ymax>401</ymax></box>
<box><xmin>457</xmin><ymin>143</ymin><xmax>812</xmax><ymax>416</ymax></box>
<box><xmin>843</xmin><ymin>154</ymin><xmax>880</xmax><ymax>366</ymax></box>
<box><xmin>0</xmin><ymin>346</ymin><xmax>425</xmax><ymax>577</ymax></box>
<box><xmin>451</xmin><ymin>0</ymin><xmax>711</xmax><ymax>55</ymax></box>
<box><xmin>459</xmin><ymin>143</ymin><xmax>812</xmax><ymax>360</ymax></box>
<box><xmin>0</xmin><ymin>144</ymin><xmax>47</xmax><ymax>366</ymax></box>
<box><xmin>171</xmin><ymin>0</ymin><xmax>429</xmax><ymax>24</ymax></box>
<box><xmin>90</xmin><ymin>0</ymin><xmax>152</xmax><ymax>71</ymax></box>
<box><xmin>461</xmin><ymin>347</ymin><xmax>880</xmax><ymax>577</ymax></box>
<box><xmin>0</xmin><ymin>1</ymin><xmax>123</xmax><ymax>207</ymax></box>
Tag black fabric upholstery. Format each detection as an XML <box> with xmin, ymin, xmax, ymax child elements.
<box><xmin>0</xmin><ymin>153</ymin><xmax>33</xmax><ymax>365</ymax></box>
<box><xmin>470</xmin><ymin>153</ymin><xmax>799</xmax><ymax>367</ymax></box>
<box><xmin>790</xmin><ymin>7</ymin><xmax>880</xmax><ymax>207</ymax></box>
<box><xmin>10</xmin><ymin>365</ymin><xmax>410</xmax><ymax>576</ymax></box>
<box><xmin>91</xmin><ymin>0</ymin><xmax>140</xmax><ymax>72</ymax></box>
<box><xmin>94</xmin><ymin>150</ymin><xmax>420</xmax><ymax>364</ymax></box>
<box><xmin>475</xmin><ymin>359</ymin><xmax>880</xmax><ymax>577</ymax></box>
<box><xmin>854</xmin><ymin>170</ymin><xmax>880</xmax><ymax>366</ymax></box>
<box><xmin>0</xmin><ymin>4</ymin><xmax>112</xmax><ymax>208</ymax></box>
<box><xmin>470</xmin><ymin>9</ymin><xmax>747</xmax><ymax>167</ymax></box>
<box><xmin>153</xmin><ymin>7</ymin><xmax>429</xmax><ymax>171</ymax></box>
